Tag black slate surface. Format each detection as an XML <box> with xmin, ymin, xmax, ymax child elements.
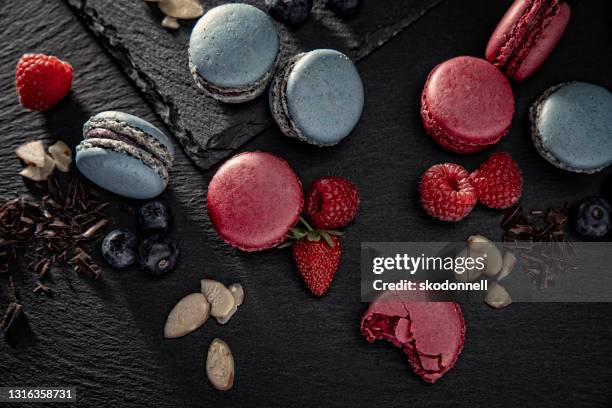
<box><xmin>1</xmin><ymin>0</ymin><xmax>612</xmax><ymax>407</ymax></box>
<box><xmin>63</xmin><ymin>0</ymin><xmax>444</xmax><ymax>169</ymax></box>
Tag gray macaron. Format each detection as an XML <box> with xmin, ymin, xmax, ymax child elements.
<box><xmin>269</xmin><ymin>49</ymin><xmax>364</xmax><ymax>146</ymax></box>
<box><xmin>530</xmin><ymin>82</ymin><xmax>612</xmax><ymax>173</ymax></box>
<box><xmin>189</xmin><ymin>4</ymin><xmax>280</xmax><ymax>104</ymax></box>
<box><xmin>76</xmin><ymin>111</ymin><xmax>174</xmax><ymax>199</ymax></box>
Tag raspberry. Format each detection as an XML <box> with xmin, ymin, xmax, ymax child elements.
<box><xmin>304</xmin><ymin>176</ymin><xmax>359</xmax><ymax>229</ymax></box>
<box><xmin>419</xmin><ymin>163</ymin><xmax>477</xmax><ymax>222</ymax></box>
<box><xmin>469</xmin><ymin>152</ymin><xmax>522</xmax><ymax>209</ymax></box>
<box><xmin>15</xmin><ymin>53</ymin><xmax>73</xmax><ymax>111</ymax></box>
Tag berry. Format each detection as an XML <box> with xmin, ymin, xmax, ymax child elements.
<box><xmin>138</xmin><ymin>234</ymin><xmax>179</xmax><ymax>276</ymax></box>
<box><xmin>292</xmin><ymin>233</ymin><xmax>342</xmax><ymax>296</ymax></box>
<box><xmin>265</xmin><ymin>0</ymin><xmax>313</xmax><ymax>26</ymax></box>
<box><xmin>575</xmin><ymin>197</ymin><xmax>611</xmax><ymax>238</ymax></box>
<box><xmin>304</xmin><ymin>176</ymin><xmax>360</xmax><ymax>229</ymax></box>
<box><xmin>101</xmin><ymin>229</ymin><xmax>138</xmax><ymax>268</ymax></box>
<box><xmin>138</xmin><ymin>201</ymin><xmax>173</xmax><ymax>233</ymax></box>
<box><xmin>15</xmin><ymin>53</ymin><xmax>73</xmax><ymax>111</ymax></box>
<box><xmin>325</xmin><ymin>0</ymin><xmax>360</xmax><ymax>15</ymax></box>
<box><xmin>419</xmin><ymin>163</ymin><xmax>477</xmax><ymax>222</ymax></box>
<box><xmin>469</xmin><ymin>152</ymin><xmax>522</xmax><ymax>209</ymax></box>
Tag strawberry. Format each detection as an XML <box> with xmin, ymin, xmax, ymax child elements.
<box><xmin>304</xmin><ymin>176</ymin><xmax>360</xmax><ymax>229</ymax></box>
<box><xmin>419</xmin><ymin>163</ymin><xmax>477</xmax><ymax>222</ymax></box>
<box><xmin>15</xmin><ymin>53</ymin><xmax>73</xmax><ymax>111</ymax></box>
<box><xmin>283</xmin><ymin>217</ymin><xmax>342</xmax><ymax>296</ymax></box>
<box><xmin>469</xmin><ymin>152</ymin><xmax>522</xmax><ymax>209</ymax></box>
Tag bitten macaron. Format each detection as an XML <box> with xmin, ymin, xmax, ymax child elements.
<box><xmin>420</xmin><ymin>56</ymin><xmax>514</xmax><ymax>154</ymax></box>
<box><xmin>207</xmin><ymin>151</ymin><xmax>303</xmax><ymax>251</ymax></box>
<box><xmin>269</xmin><ymin>49</ymin><xmax>364</xmax><ymax>146</ymax></box>
<box><xmin>76</xmin><ymin>111</ymin><xmax>174</xmax><ymax>199</ymax></box>
<box><xmin>486</xmin><ymin>0</ymin><xmax>571</xmax><ymax>82</ymax></box>
<box><xmin>530</xmin><ymin>82</ymin><xmax>612</xmax><ymax>173</ymax></box>
<box><xmin>189</xmin><ymin>4</ymin><xmax>280</xmax><ymax>103</ymax></box>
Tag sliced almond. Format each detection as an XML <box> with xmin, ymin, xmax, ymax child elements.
<box><xmin>485</xmin><ymin>282</ymin><xmax>512</xmax><ymax>309</ymax></box>
<box><xmin>497</xmin><ymin>251</ymin><xmax>517</xmax><ymax>282</ymax></box>
<box><xmin>206</xmin><ymin>338</ymin><xmax>234</xmax><ymax>391</ymax></box>
<box><xmin>161</xmin><ymin>16</ymin><xmax>180</xmax><ymax>29</ymax></box>
<box><xmin>467</xmin><ymin>235</ymin><xmax>503</xmax><ymax>277</ymax></box>
<box><xmin>201</xmin><ymin>279</ymin><xmax>237</xmax><ymax>324</ymax></box>
<box><xmin>228</xmin><ymin>284</ymin><xmax>244</xmax><ymax>307</ymax></box>
<box><xmin>16</xmin><ymin>140</ymin><xmax>46</xmax><ymax>167</ymax></box>
<box><xmin>48</xmin><ymin>141</ymin><xmax>72</xmax><ymax>172</ymax></box>
<box><xmin>164</xmin><ymin>293</ymin><xmax>210</xmax><ymax>338</ymax></box>
<box><xmin>159</xmin><ymin>0</ymin><xmax>203</xmax><ymax>19</ymax></box>
<box><xmin>19</xmin><ymin>154</ymin><xmax>56</xmax><ymax>181</ymax></box>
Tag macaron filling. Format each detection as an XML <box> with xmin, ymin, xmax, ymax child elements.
<box><xmin>503</xmin><ymin>1</ymin><xmax>561</xmax><ymax>77</ymax></box>
<box><xmin>76</xmin><ymin>138</ymin><xmax>169</xmax><ymax>184</ymax></box>
<box><xmin>83</xmin><ymin>118</ymin><xmax>173</xmax><ymax>169</ymax></box>
<box><xmin>189</xmin><ymin>54</ymin><xmax>279</xmax><ymax>103</ymax></box>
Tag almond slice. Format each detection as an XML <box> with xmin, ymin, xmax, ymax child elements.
<box><xmin>19</xmin><ymin>154</ymin><xmax>56</xmax><ymax>181</ymax></box>
<box><xmin>161</xmin><ymin>16</ymin><xmax>180</xmax><ymax>29</ymax></box>
<box><xmin>206</xmin><ymin>338</ymin><xmax>234</xmax><ymax>391</ymax></box>
<box><xmin>164</xmin><ymin>293</ymin><xmax>210</xmax><ymax>338</ymax></box>
<box><xmin>485</xmin><ymin>282</ymin><xmax>512</xmax><ymax>309</ymax></box>
<box><xmin>159</xmin><ymin>0</ymin><xmax>203</xmax><ymax>19</ymax></box>
<box><xmin>16</xmin><ymin>140</ymin><xmax>46</xmax><ymax>167</ymax></box>
<box><xmin>467</xmin><ymin>235</ymin><xmax>503</xmax><ymax>277</ymax></box>
<box><xmin>48</xmin><ymin>141</ymin><xmax>72</xmax><ymax>172</ymax></box>
<box><xmin>201</xmin><ymin>279</ymin><xmax>236</xmax><ymax>324</ymax></box>
<box><xmin>497</xmin><ymin>251</ymin><xmax>517</xmax><ymax>282</ymax></box>
<box><xmin>228</xmin><ymin>284</ymin><xmax>244</xmax><ymax>307</ymax></box>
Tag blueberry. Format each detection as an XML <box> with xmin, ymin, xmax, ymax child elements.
<box><xmin>575</xmin><ymin>197</ymin><xmax>611</xmax><ymax>238</ymax></box>
<box><xmin>325</xmin><ymin>0</ymin><xmax>360</xmax><ymax>15</ymax></box>
<box><xmin>138</xmin><ymin>201</ymin><xmax>173</xmax><ymax>233</ymax></box>
<box><xmin>265</xmin><ymin>0</ymin><xmax>313</xmax><ymax>26</ymax></box>
<box><xmin>138</xmin><ymin>234</ymin><xmax>179</xmax><ymax>276</ymax></box>
<box><xmin>101</xmin><ymin>229</ymin><xmax>138</xmax><ymax>268</ymax></box>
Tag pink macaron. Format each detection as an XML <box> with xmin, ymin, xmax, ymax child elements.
<box><xmin>207</xmin><ymin>151</ymin><xmax>303</xmax><ymax>251</ymax></box>
<box><xmin>486</xmin><ymin>0</ymin><xmax>571</xmax><ymax>82</ymax></box>
<box><xmin>420</xmin><ymin>56</ymin><xmax>515</xmax><ymax>154</ymax></box>
<box><xmin>360</xmin><ymin>291</ymin><xmax>466</xmax><ymax>383</ymax></box>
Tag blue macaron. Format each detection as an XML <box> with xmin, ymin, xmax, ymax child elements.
<box><xmin>269</xmin><ymin>49</ymin><xmax>364</xmax><ymax>146</ymax></box>
<box><xmin>76</xmin><ymin>111</ymin><xmax>174</xmax><ymax>199</ymax></box>
<box><xmin>189</xmin><ymin>4</ymin><xmax>280</xmax><ymax>104</ymax></box>
<box><xmin>530</xmin><ymin>82</ymin><xmax>612</xmax><ymax>173</ymax></box>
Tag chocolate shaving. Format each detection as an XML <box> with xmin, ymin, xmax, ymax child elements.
<box><xmin>501</xmin><ymin>204</ymin><xmax>572</xmax><ymax>289</ymax></box>
<box><xmin>0</xmin><ymin>302</ymin><xmax>22</xmax><ymax>333</ymax></box>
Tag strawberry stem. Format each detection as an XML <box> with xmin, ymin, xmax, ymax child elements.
<box><xmin>299</xmin><ymin>216</ymin><xmax>314</xmax><ymax>232</ymax></box>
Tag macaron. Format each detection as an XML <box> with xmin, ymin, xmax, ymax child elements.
<box><xmin>486</xmin><ymin>0</ymin><xmax>571</xmax><ymax>82</ymax></box>
<box><xmin>420</xmin><ymin>56</ymin><xmax>515</xmax><ymax>154</ymax></box>
<box><xmin>360</xmin><ymin>290</ymin><xmax>466</xmax><ymax>383</ymax></box>
<box><xmin>189</xmin><ymin>4</ymin><xmax>280</xmax><ymax>103</ymax></box>
<box><xmin>530</xmin><ymin>82</ymin><xmax>612</xmax><ymax>173</ymax></box>
<box><xmin>76</xmin><ymin>111</ymin><xmax>174</xmax><ymax>199</ymax></box>
<box><xmin>269</xmin><ymin>49</ymin><xmax>364</xmax><ymax>146</ymax></box>
<box><xmin>207</xmin><ymin>152</ymin><xmax>303</xmax><ymax>251</ymax></box>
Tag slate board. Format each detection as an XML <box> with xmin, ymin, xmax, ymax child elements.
<box><xmin>63</xmin><ymin>0</ymin><xmax>444</xmax><ymax>169</ymax></box>
<box><xmin>1</xmin><ymin>0</ymin><xmax>612</xmax><ymax>407</ymax></box>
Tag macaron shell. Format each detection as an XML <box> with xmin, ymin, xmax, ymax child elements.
<box><xmin>189</xmin><ymin>4</ymin><xmax>279</xmax><ymax>88</ymax></box>
<box><xmin>76</xmin><ymin>146</ymin><xmax>168</xmax><ymax>199</ymax></box>
<box><xmin>531</xmin><ymin>82</ymin><xmax>612</xmax><ymax>173</ymax></box>
<box><xmin>510</xmin><ymin>3</ymin><xmax>571</xmax><ymax>82</ymax></box>
<box><xmin>207</xmin><ymin>152</ymin><xmax>303</xmax><ymax>251</ymax></box>
<box><xmin>85</xmin><ymin>111</ymin><xmax>174</xmax><ymax>157</ymax></box>
<box><xmin>285</xmin><ymin>49</ymin><xmax>364</xmax><ymax>145</ymax></box>
<box><xmin>421</xmin><ymin>56</ymin><xmax>514</xmax><ymax>152</ymax></box>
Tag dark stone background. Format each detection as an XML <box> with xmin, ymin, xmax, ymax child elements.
<box><xmin>0</xmin><ymin>1</ymin><xmax>611</xmax><ymax>407</ymax></box>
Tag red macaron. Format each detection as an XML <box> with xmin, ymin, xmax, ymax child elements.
<box><xmin>361</xmin><ymin>291</ymin><xmax>466</xmax><ymax>383</ymax></box>
<box><xmin>420</xmin><ymin>56</ymin><xmax>515</xmax><ymax>154</ymax></box>
<box><xmin>207</xmin><ymin>151</ymin><xmax>303</xmax><ymax>251</ymax></box>
<box><xmin>486</xmin><ymin>0</ymin><xmax>571</xmax><ymax>82</ymax></box>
